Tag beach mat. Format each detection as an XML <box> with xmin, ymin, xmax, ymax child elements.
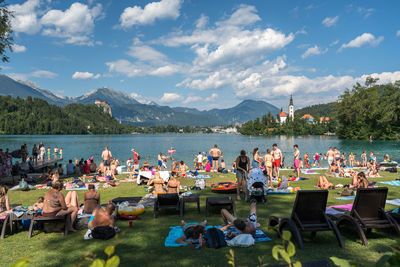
<box><xmin>334</xmin><ymin>196</ymin><xmax>356</xmax><ymax>200</ymax></box>
<box><xmin>329</xmin><ymin>203</ymin><xmax>353</xmax><ymax>211</ymax></box>
<box><xmin>267</xmin><ymin>189</ymin><xmax>292</xmax><ymax>194</ymax></box>
<box><xmin>187</xmin><ymin>174</ymin><xmax>212</xmax><ymax>179</ymax></box>
<box><xmin>165</xmin><ymin>224</ymin><xmax>271</xmax><ymax>247</ymax></box>
<box><xmin>379</xmin><ymin>181</ymin><xmax>400</xmax><ymax>186</ymax></box>
<box><xmin>301</xmin><ymin>170</ymin><xmax>317</xmax><ymax>174</ymax></box>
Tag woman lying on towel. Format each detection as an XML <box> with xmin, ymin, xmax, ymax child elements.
<box><xmin>175</xmin><ymin>220</ymin><xmax>207</xmax><ymax>244</ymax></box>
<box><xmin>366</xmin><ymin>159</ymin><xmax>380</xmax><ymax>177</ymax></box>
<box><xmin>317</xmin><ymin>176</ymin><xmax>335</xmax><ymax>189</ymax></box>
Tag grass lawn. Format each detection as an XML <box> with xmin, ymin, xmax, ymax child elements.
<box><xmin>1</xmin><ymin>170</ymin><xmax>400</xmax><ymax>267</ymax></box>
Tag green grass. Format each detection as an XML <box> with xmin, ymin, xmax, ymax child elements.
<box><xmin>2</xmin><ymin>170</ymin><xmax>400</xmax><ymax>267</ymax></box>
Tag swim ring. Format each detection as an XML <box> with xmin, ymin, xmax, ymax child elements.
<box><xmin>211</xmin><ymin>181</ymin><xmax>238</xmax><ymax>194</ymax></box>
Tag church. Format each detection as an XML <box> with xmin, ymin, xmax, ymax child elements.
<box><xmin>278</xmin><ymin>95</ymin><xmax>294</xmax><ymax>124</ymax></box>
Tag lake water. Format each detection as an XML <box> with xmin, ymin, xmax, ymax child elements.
<box><xmin>0</xmin><ymin>134</ymin><xmax>399</xmax><ymax>168</ymax></box>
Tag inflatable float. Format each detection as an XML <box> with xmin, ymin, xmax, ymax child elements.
<box><xmin>118</xmin><ymin>204</ymin><xmax>145</xmax><ymax>219</ymax></box>
<box><xmin>211</xmin><ymin>181</ymin><xmax>238</xmax><ymax>194</ymax></box>
<box><xmin>377</xmin><ymin>161</ymin><xmax>398</xmax><ymax>167</ymax></box>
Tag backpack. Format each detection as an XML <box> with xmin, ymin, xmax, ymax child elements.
<box><xmin>91</xmin><ymin>226</ymin><xmax>116</xmax><ymax>240</ymax></box>
<box><xmin>205</xmin><ymin>227</ymin><xmax>226</xmax><ymax>249</ymax></box>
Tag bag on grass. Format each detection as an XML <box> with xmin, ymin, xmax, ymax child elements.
<box><xmin>205</xmin><ymin>227</ymin><xmax>226</xmax><ymax>249</ymax></box>
<box><xmin>91</xmin><ymin>226</ymin><xmax>116</xmax><ymax>240</ymax></box>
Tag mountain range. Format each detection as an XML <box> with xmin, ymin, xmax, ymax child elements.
<box><xmin>0</xmin><ymin>74</ymin><xmax>280</xmax><ymax>126</ymax></box>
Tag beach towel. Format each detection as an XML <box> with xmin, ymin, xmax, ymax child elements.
<box><xmin>328</xmin><ymin>203</ymin><xmax>353</xmax><ymax>211</ymax></box>
<box><xmin>164</xmin><ymin>224</ymin><xmax>271</xmax><ymax>247</ymax></box>
<box><xmin>187</xmin><ymin>174</ymin><xmax>212</xmax><ymax>179</ymax></box>
<box><xmin>267</xmin><ymin>189</ymin><xmax>291</xmax><ymax>194</ymax></box>
<box><xmin>301</xmin><ymin>170</ymin><xmax>317</xmax><ymax>174</ymax></box>
<box><xmin>326</xmin><ymin>207</ymin><xmax>345</xmax><ymax>215</ymax></box>
<box><xmin>334</xmin><ymin>196</ymin><xmax>356</xmax><ymax>200</ymax></box>
<box><xmin>387</xmin><ymin>199</ymin><xmax>400</xmax><ymax>206</ymax></box>
<box><xmin>379</xmin><ymin>181</ymin><xmax>400</xmax><ymax>186</ymax></box>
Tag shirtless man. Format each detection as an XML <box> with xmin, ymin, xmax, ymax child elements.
<box><xmin>209</xmin><ymin>144</ymin><xmax>222</xmax><ymax>173</ymax></box>
<box><xmin>334</xmin><ymin>147</ymin><xmax>341</xmax><ymax>163</ymax></box>
<box><xmin>101</xmin><ymin>146</ymin><xmax>112</xmax><ymax>168</ymax></box>
<box><xmin>220</xmin><ymin>201</ymin><xmax>258</xmax><ymax>237</ymax></box>
<box><xmin>88</xmin><ymin>203</ymin><xmax>118</xmax><ymax>231</ymax></box>
<box><xmin>272</xmin><ymin>144</ymin><xmax>283</xmax><ymax>178</ymax></box>
<box><xmin>326</xmin><ymin>147</ymin><xmax>335</xmax><ymax>166</ymax></box>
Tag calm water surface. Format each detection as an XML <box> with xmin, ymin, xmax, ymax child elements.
<box><xmin>0</xmin><ymin>134</ymin><xmax>399</xmax><ymax>168</ymax></box>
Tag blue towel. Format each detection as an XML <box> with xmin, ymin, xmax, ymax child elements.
<box><xmin>187</xmin><ymin>174</ymin><xmax>212</xmax><ymax>179</ymax></box>
<box><xmin>379</xmin><ymin>181</ymin><xmax>400</xmax><ymax>186</ymax></box>
<box><xmin>267</xmin><ymin>190</ymin><xmax>292</xmax><ymax>194</ymax></box>
<box><xmin>335</xmin><ymin>196</ymin><xmax>356</xmax><ymax>200</ymax></box>
<box><xmin>164</xmin><ymin>224</ymin><xmax>271</xmax><ymax>247</ymax></box>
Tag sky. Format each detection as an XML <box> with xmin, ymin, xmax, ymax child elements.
<box><xmin>2</xmin><ymin>0</ymin><xmax>400</xmax><ymax>110</ymax></box>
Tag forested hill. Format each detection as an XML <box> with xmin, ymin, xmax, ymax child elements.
<box><xmin>0</xmin><ymin>96</ymin><xmax>134</xmax><ymax>134</ymax></box>
<box><xmin>295</xmin><ymin>102</ymin><xmax>335</xmax><ymax>118</ymax></box>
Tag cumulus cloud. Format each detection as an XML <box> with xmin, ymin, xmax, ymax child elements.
<box><xmin>322</xmin><ymin>16</ymin><xmax>339</xmax><ymax>27</ymax></box>
<box><xmin>13</xmin><ymin>44</ymin><xmax>27</xmax><ymax>53</ymax></box>
<box><xmin>9</xmin><ymin>0</ymin><xmax>42</xmax><ymax>34</ymax></box>
<box><xmin>120</xmin><ymin>0</ymin><xmax>182</xmax><ymax>28</ymax></box>
<box><xmin>329</xmin><ymin>40</ymin><xmax>339</xmax><ymax>46</ymax></box>
<box><xmin>159</xmin><ymin>93</ymin><xmax>183</xmax><ymax>103</ymax></box>
<box><xmin>183</xmin><ymin>95</ymin><xmax>202</xmax><ymax>104</ymax></box>
<box><xmin>72</xmin><ymin>71</ymin><xmax>101</xmax><ymax>80</ymax></box>
<box><xmin>195</xmin><ymin>14</ymin><xmax>208</xmax><ymax>29</ymax></box>
<box><xmin>205</xmin><ymin>93</ymin><xmax>218</xmax><ymax>102</ymax></box>
<box><xmin>339</xmin><ymin>33</ymin><xmax>383</xmax><ymax>51</ymax></box>
<box><xmin>301</xmin><ymin>45</ymin><xmax>327</xmax><ymax>58</ymax></box>
<box><xmin>127</xmin><ymin>44</ymin><xmax>168</xmax><ymax>64</ymax></box>
<box><xmin>41</xmin><ymin>2</ymin><xmax>103</xmax><ymax>46</ymax></box>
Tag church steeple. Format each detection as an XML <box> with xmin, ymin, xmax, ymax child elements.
<box><xmin>289</xmin><ymin>94</ymin><xmax>294</xmax><ymax>120</ymax></box>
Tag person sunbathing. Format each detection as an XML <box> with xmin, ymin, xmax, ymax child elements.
<box><xmin>220</xmin><ymin>201</ymin><xmax>258</xmax><ymax>237</ymax></box>
<box><xmin>42</xmin><ymin>181</ymin><xmax>78</xmax><ymax>232</ymax></box>
<box><xmin>176</xmin><ymin>220</ymin><xmax>207</xmax><ymax>244</ymax></box>
<box><xmin>88</xmin><ymin>203</ymin><xmax>119</xmax><ymax>232</ymax></box>
<box><xmin>317</xmin><ymin>176</ymin><xmax>334</xmax><ymax>189</ymax></box>
<box><xmin>83</xmin><ymin>184</ymin><xmax>100</xmax><ymax>214</ymax></box>
<box><xmin>367</xmin><ymin>159</ymin><xmax>379</xmax><ymax>177</ymax></box>
<box><xmin>32</xmin><ymin>196</ymin><xmax>44</xmax><ymax>211</ymax></box>
<box><xmin>329</xmin><ymin>163</ymin><xmax>339</xmax><ymax>177</ymax></box>
<box><xmin>0</xmin><ymin>184</ymin><xmax>10</xmax><ymax>217</ymax></box>
<box><xmin>147</xmin><ymin>171</ymin><xmax>166</xmax><ymax>195</ymax></box>
<box><xmin>166</xmin><ymin>176</ymin><xmax>180</xmax><ymax>194</ymax></box>
<box><xmin>352</xmin><ymin>172</ymin><xmax>369</xmax><ymax>189</ymax></box>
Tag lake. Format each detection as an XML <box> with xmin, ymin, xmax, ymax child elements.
<box><xmin>0</xmin><ymin>134</ymin><xmax>399</xmax><ymax>168</ymax></box>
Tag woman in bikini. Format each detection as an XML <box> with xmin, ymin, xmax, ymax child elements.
<box><xmin>176</xmin><ymin>220</ymin><xmax>207</xmax><ymax>244</ymax></box>
<box><xmin>348</xmin><ymin>152</ymin><xmax>355</xmax><ymax>167</ymax></box>
<box><xmin>147</xmin><ymin>171</ymin><xmax>166</xmax><ymax>195</ymax></box>
<box><xmin>317</xmin><ymin>176</ymin><xmax>334</xmax><ymax>189</ymax></box>
<box><xmin>352</xmin><ymin>172</ymin><xmax>369</xmax><ymax>188</ymax></box>
<box><xmin>263</xmin><ymin>149</ymin><xmax>274</xmax><ymax>186</ymax></box>
<box><xmin>252</xmin><ymin>148</ymin><xmax>260</xmax><ymax>168</ymax></box>
<box><xmin>0</xmin><ymin>184</ymin><xmax>10</xmax><ymax>217</ymax></box>
<box><xmin>166</xmin><ymin>176</ymin><xmax>180</xmax><ymax>194</ymax></box>
<box><xmin>178</xmin><ymin>160</ymin><xmax>187</xmax><ymax>177</ymax></box>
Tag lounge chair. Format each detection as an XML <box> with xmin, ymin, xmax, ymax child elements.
<box><xmin>153</xmin><ymin>193</ymin><xmax>181</xmax><ymax>218</ymax></box>
<box><xmin>269</xmin><ymin>190</ymin><xmax>344</xmax><ymax>249</ymax></box>
<box><xmin>329</xmin><ymin>187</ymin><xmax>400</xmax><ymax>246</ymax></box>
<box><xmin>28</xmin><ymin>214</ymin><xmax>68</xmax><ymax>239</ymax></box>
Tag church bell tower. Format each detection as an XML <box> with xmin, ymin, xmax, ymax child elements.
<box><xmin>289</xmin><ymin>94</ymin><xmax>294</xmax><ymax>120</ymax></box>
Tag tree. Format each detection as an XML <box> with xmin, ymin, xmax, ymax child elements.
<box><xmin>0</xmin><ymin>0</ymin><xmax>13</xmax><ymax>63</ymax></box>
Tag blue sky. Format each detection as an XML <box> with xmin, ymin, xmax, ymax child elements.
<box><xmin>3</xmin><ymin>0</ymin><xmax>400</xmax><ymax>110</ymax></box>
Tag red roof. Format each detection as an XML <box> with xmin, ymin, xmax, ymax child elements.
<box><xmin>320</xmin><ymin>117</ymin><xmax>330</xmax><ymax>121</ymax></box>
<box><xmin>301</xmin><ymin>114</ymin><xmax>314</xmax><ymax>119</ymax></box>
<box><xmin>279</xmin><ymin>111</ymin><xmax>287</xmax><ymax>117</ymax></box>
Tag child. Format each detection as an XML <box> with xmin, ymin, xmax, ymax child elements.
<box><xmin>205</xmin><ymin>161</ymin><xmax>211</xmax><ymax>172</ymax></box>
<box><xmin>32</xmin><ymin>196</ymin><xmax>44</xmax><ymax>211</ymax></box>
<box><xmin>176</xmin><ymin>220</ymin><xmax>207</xmax><ymax>244</ymax></box>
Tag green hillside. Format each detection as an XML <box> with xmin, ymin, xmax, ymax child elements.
<box><xmin>295</xmin><ymin>102</ymin><xmax>335</xmax><ymax>118</ymax></box>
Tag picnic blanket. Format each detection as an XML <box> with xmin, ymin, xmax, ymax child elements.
<box><xmin>328</xmin><ymin>203</ymin><xmax>353</xmax><ymax>211</ymax></box>
<box><xmin>334</xmin><ymin>196</ymin><xmax>356</xmax><ymax>200</ymax></box>
<box><xmin>379</xmin><ymin>181</ymin><xmax>400</xmax><ymax>186</ymax></box>
<box><xmin>164</xmin><ymin>224</ymin><xmax>271</xmax><ymax>247</ymax></box>
<box><xmin>387</xmin><ymin>199</ymin><xmax>400</xmax><ymax>206</ymax></box>
<box><xmin>187</xmin><ymin>174</ymin><xmax>212</xmax><ymax>179</ymax></box>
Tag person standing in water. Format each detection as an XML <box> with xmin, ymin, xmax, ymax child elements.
<box><xmin>293</xmin><ymin>145</ymin><xmax>300</xmax><ymax>179</ymax></box>
<box><xmin>209</xmin><ymin>144</ymin><xmax>222</xmax><ymax>173</ymax></box>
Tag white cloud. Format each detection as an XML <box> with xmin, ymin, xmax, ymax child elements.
<box><xmin>357</xmin><ymin>7</ymin><xmax>375</xmax><ymax>19</ymax></box>
<box><xmin>13</xmin><ymin>44</ymin><xmax>27</xmax><ymax>53</ymax></box>
<box><xmin>339</xmin><ymin>33</ymin><xmax>384</xmax><ymax>51</ymax></box>
<box><xmin>8</xmin><ymin>69</ymin><xmax>58</xmax><ymax>80</ymax></box>
<box><xmin>322</xmin><ymin>16</ymin><xmax>339</xmax><ymax>27</ymax></box>
<box><xmin>127</xmin><ymin>44</ymin><xmax>168</xmax><ymax>64</ymax></box>
<box><xmin>195</xmin><ymin>14</ymin><xmax>208</xmax><ymax>29</ymax></box>
<box><xmin>183</xmin><ymin>95</ymin><xmax>202</xmax><ymax>104</ymax></box>
<box><xmin>301</xmin><ymin>45</ymin><xmax>327</xmax><ymax>59</ymax></box>
<box><xmin>397</xmin><ymin>30</ymin><xmax>400</xmax><ymax>37</ymax></box>
<box><xmin>205</xmin><ymin>93</ymin><xmax>218</xmax><ymax>102</ymax></box>
<box><xmin>106</xmin><ymin>59</ymin><xmax>179</xmax><ymax>77</ymax></box>
<box><xmin>329</xmin><ymin>40</ymin><xmax>339</xmax><ymax>46</ymax></box>
<box><xmin>72</xmin><ymin>71</ymin><xmax>101</xmax><ymax>80</ymax></box>
<box><xmin>120</xmin><ymin>0</ymin><xmax>182</xmax><ymax>28</ymax></box>
<box><xmin>130</xmin><ymin>92</ymin><xmax>151</xmax><ymax>104</ymax></box>
<box><xmin>159</xmin><ymin>93</ymin><xmax>183</xmax><ymax>103</ymax></box>
<box><xmin>149</xmin><ymin>65</ymin><xmax>179</xmax><ymax>76</ymax></box>
<box><xmin>9</xmin><ymin>0</ymin><xmax>42</xmax><ymax>34</ymax></box>
<box><xmin>41</xmin><ymin>3</ymin><xmax>103</xmax><ymax>46</ymax></box>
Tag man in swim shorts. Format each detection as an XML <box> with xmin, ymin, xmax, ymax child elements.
<box><xmin>102</xmin><ymin>146</ymin><xmax>112</xmax><ymax>167</ymax></box>
<box><xmin>272</xmin><ymin>144</ymin><xmax>283</xmax><ymax>178</ymax></box>
<box><xmin>334</xmin><ymin>147</ymin><xmax>341</xmax><ymax>163</ymax></box>
<box><xmin>220</xmin><ymin>201</ymin><xmax>258</xmax><ymax>237</ymax></box>
<box><xmin>326</xmin><ymin>147</ymin><xmax>335</xmax><ymax>166</ymax></box>
<box><xmin>209</xmin><ymin>144</ymin><xmax>222</xmax><ymax>173</ymax></box>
